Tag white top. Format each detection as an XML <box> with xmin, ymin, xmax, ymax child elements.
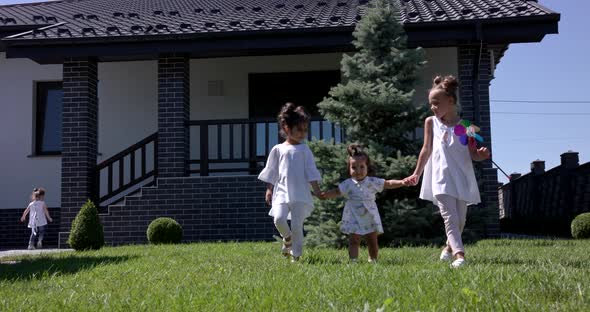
<box><xmin>27</xmin><ymin>200</ymin><xmax>48</xmax><ymax>228</ymax></box>
<box><xmin>420</xmin><ymin>117</ymin><xmax>481</xmax><ymax>206</ymax></box>
<box><xmin>258</xmin><ymin>143</ymin><xmax>321</xmax><ymax>218</ymax></box>
<box><xmin>338</xmin><ymin>177</ymin><xmax>385</xmax><ymax>235</ymax></box>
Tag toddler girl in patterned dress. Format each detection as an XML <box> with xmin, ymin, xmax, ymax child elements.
<box><xmin>321</xmin><ymin>144</ymin><xmax>408</xmax><ymax>263</ymax></box>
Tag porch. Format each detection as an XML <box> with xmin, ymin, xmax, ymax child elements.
<box><xmin>95</xmin><ymin>117</ymin><xmax>346</xmax><ymax>207</ymax></box>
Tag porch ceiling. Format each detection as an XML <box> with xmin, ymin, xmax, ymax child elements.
<box><xmin>0</xmin><ymin>0</ymin><xmax>559</xmax><ymax>63</ymax></box>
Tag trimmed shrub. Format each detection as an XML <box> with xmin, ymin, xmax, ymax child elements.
<box><xmin>147</xmin><ymin>217</ymin><xmax>183</xmax><ymax>244</ymax></box>
<box><xmin>571</xmin><ymin>213</ymin><xmax>590</xmax><ymax>239</ymax></box>
<box><xmin>68</xmin><ymin>200</ymin><xmax>104</xmax><ymax>251</ymax></box>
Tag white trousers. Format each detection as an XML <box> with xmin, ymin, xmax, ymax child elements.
<box><xmin>435</xmin><ymin>194</ymin><xmax>468</xmax><ymax>256</ymax></box>
<box><xmin>273</xmin><ymin>202</ymin><xmax>306</xmax><ymax>257</ymax></box>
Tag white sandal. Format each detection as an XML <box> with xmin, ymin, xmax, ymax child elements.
<box><xmin>451</xmin><ymin>258</ymin><xmax>466</xmax><ymax>268</ymax></box>
<box><xmin>281</xmin><ymin>236</ymin><xmax>292</xmax><ymax>257</ymax></box>
<box><xmin>440</xmin><ymin>249</ymin><xmax>453</xmax><ymax>261</ymax></box>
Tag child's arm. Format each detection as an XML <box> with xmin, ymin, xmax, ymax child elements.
<box><xmin>321</xmin><ymin>188</ymin><xmax>341</xmax><ymax>200</ymax></box>
<box><xmin>406</xmin><ymin>117</ymin><xmax>434</xmax><ymax>186</ymax></box>
<box><xmin>259</xmin><ymin>147</ymin><xmax>279</xmax><ymax>206</ymax></box>
<box><xmin>383</xmin><ymin>179</ymin><xmax>408</xmax><ymax>189</ymax></box>
<box><xmin>265</xmin><ymin>183</ymin><xmax>274</xmax><ymax>206</ymax></box>
<box><xmin>20</xmin><ymin>206</ymin><xmax>30</xmax><ymax>223</ymax></box>
<box><xmin>310</xmin><ymin>181</ymin><xmax>322</xmax><ymax>198</ymax></box>
<box><xmin>43</xmin><ymin>203</ymin><xmax>53</xmax><ymax>223</ymax></box>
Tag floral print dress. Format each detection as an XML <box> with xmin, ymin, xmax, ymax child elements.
<box><xmin>338</xmin><ymin>177</ymin><xmax>385</xmax><ymax>235</ymax></box>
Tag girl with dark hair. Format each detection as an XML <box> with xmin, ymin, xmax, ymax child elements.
<box><xmin>258</xmin><ymin>102</ymin><xmax>322</xmax><ymax>262</ymax></box>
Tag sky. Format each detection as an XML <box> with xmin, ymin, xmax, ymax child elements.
<box><xmin>489</xmin><ymin>0</ymin><xmax>590</xmax><ymax>182</ymax></box>
<box><xmin>1</xmin><ymin>0</ymin><xmax>587</xmax><ymax>183</ymax></box>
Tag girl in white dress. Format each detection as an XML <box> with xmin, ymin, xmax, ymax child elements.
<box><xmin>321</xmin><ymin>144</ymin><xmax>407</xmax><ymax>263</ymax></box>
<box><xmin>405</xmin><ymin>76</ymin><xmax>490</xmax><ymax>268</ymax></box>
<box><xmin>20</xmin><ymin>188</ymin><xmax>53</xmax><ymax>249</ymax></box>
<box><xmin>258</xmin><ymin>103</ymin><xmax>322</xmax><ymax>262</ymax></box>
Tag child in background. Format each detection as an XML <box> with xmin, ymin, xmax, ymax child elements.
<box><xmin>20</xmin><ymin>187</ymin><xmax>53</xmax><ymax>249</ymax></box>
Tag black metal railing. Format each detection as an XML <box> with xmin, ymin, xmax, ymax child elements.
<box><xmin>188</xmin><ymin>118</ymin><xmax>345</xmax><ymax>176</ymax></box>
<box><xmin>95</xmin><ymin>133</ymin><xmax>158</xmax><ymax>205</ymax></box>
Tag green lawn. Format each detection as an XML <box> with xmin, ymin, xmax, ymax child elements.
<box><xmin>1</xmin><ymin>239</ymin><xmax>589</xmax><ymax>311</ymax></box>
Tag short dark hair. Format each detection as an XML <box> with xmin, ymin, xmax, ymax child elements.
<box><xmin>346</xmin><ymin>143</ymin><xmax>375</xmax><ymax>176</ymax></box>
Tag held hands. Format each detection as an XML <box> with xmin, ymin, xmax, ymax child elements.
<box><xmin>313</xmin><ymin>190</ymin><xmax>324</xmax><ymax>200</ymax></box>
<box><xmin>265</xmin><ymin>189</ymin><xmax>273</xmax><ymax>206</ymax></box>
<box><xmin>403</xmin><ymin>174</ymin><xmax>420</xmax><ymax>187</ymax></box>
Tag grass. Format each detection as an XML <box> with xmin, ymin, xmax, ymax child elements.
<box><xmin>1</xmin><ymin>239</ymin><xmax>589</xmax><ymax>311</ymax></box>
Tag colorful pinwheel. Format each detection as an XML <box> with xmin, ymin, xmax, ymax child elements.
<box><xmin>453</xmin><ymin>119</ymin><xmax>483</xmax><ymax>148</ymax></box>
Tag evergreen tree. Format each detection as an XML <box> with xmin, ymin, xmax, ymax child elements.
<box><xmin>317</xmin><ymin>0</ymin><xmax>427</xmax><ymax>156</ymax></box>
<box><xmin>307</xmin><ymin>0</ymin><xmax>443</xmax><ymax>248</ymax></box>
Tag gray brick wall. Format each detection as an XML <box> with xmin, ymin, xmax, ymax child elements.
<box><xmin>157</xmin><ymin>53</ymin><xmax>190</xmax><ymax>178</ymax></box>
<box><xmin>0</xmin><ymin>208</ymin><xmax>61</xmax><ymax>250</ymax></box>
<box><xmin>100</xmin><ymin>175</ymin><xmax>276</xmax><ymax>245</ymax></box>
<box><xmin>60</xmin><ymin>58</ymin><xmax>98</xmax><ymax>243</ymax></box>
<box><xmin>458</xmin><ymin>45</ymin><xmax>500</xmax><ymax>235</ymax></box>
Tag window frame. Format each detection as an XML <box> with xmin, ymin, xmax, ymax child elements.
<box><xmin>34</xmin><ymin>81</ymin><xmax>63</xmax><ymax>156</ymax></box>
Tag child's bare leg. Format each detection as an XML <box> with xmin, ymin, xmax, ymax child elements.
<box><xmin>348</xmin><ymin>234</ymin><xmax>361</xmax><ymax>260</ymax></box>
<box><xmin>366</xmin><ymin>232</ymin><xmax>379</xmax><ymax>261</ymax></box>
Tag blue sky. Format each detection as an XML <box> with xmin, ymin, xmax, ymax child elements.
<box><xmin>490</xmin><ymin>0</ymin><xmax>589</xmax><ymax>182</ymax></box>
<box><xmin>1</xmin><ymin>0</ymin><xmax>586</xmax><ymax>183</ymax></box>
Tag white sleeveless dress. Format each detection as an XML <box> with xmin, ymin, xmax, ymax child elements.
<box><xmin>420</xmin><ymin>117</ymin><xmax>481</xmax><ymax>206</ymax></box>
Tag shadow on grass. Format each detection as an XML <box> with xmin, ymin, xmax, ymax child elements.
<box><xmin>0</xmin><ymin>255</ymin><xmax>137</xmax><ymax>281</ymax></box>
<box><xmin>474</xmin><ymin>256</ymin><xmax>589</xmax><ymax>269</ymax></box>
<box><xmin>302</xmin><ymin>252</ymin><xmax>412</xmax><ymax>266</ymax></box>
<box><xmin>476</xmin><ymin>238</ymin><xmax>575</xmax><ymax>247</ymax></box>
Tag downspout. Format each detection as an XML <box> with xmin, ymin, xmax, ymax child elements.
<box><xmin>472</xmin><ymin>22</ymin><xmax>483</xmax><ymax>125</ymax></box>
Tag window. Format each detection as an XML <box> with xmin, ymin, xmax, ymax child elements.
<box><xmin>35</xmin><ymin>82</ymin><xmax>63</xmax><ymax>155</ymax></box>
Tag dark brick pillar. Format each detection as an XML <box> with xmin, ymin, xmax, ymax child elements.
<box><xmin>458</xmin><ymin>45</ymin><xmax>500</xmax><ymax>236</ymax></box>
<box><xmin>60</xmin><ymin>58</ymin><xmax>98</xmax><ymax>245</ymax></box>
<box><xmin>157</xmin><ymin>54</ymin><xmax>190</xmax><ymax>178</ymax></box>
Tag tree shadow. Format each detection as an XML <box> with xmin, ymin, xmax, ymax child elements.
<box><xmin>474</xmin><ymin>257</ymin><xmax>589</xmax><ymax>269</ymax></box>
<box><xmin>0</xmin><ymin>254</ymin><xmax>137</xmax><ymax>281</ymax></box>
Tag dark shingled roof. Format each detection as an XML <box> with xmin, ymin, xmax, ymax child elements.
<box><xmin>0</xmin><ymin>0</ymin><xmax>558</xmax><ymax>41</ymax></box>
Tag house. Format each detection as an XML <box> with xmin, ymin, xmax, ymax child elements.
<box><xmin>0</xmin><ymin>0</ymin><xmax>559</xmax><ymax>248</ymax></box>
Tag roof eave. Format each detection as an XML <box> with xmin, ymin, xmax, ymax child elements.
<box><xmin>2</xmin><ymin>13</ymin><xmax>560</xmax><ymax>63</ymax></box>
<box><xmin>4</xmin><ymin>27</ymin><xmax>357</xmax><ymax>63</ymax></box>
<box><xmin>405</xmin><ymin>13</ymin><xmax>560</xmax><ymax>47</ymax></box>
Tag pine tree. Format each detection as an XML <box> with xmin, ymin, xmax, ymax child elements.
<box><xmin>318</xmin><ymin>0</ymin><xmax>427</xmax><ymax>156</ymax></box>
<box><xmin>306</xmin><ymin>0</ymin><xmax>442</xmax><ymax>248</ymax></box>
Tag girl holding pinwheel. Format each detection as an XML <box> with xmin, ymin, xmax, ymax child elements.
<box><xmin>404</xmin><ymin>76</ymin><xmax>490</xmax><ymax>268</ymax></box>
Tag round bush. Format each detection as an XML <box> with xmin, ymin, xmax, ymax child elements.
<box><xmin>571</xmin><ymin>213</ymin><xmax>590</xmax><ymax>239</ymax></box>
<box><xmin>147</xmin><ymin>217</ymin><xmax>182</xmax><ymax>244</ymax></box>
